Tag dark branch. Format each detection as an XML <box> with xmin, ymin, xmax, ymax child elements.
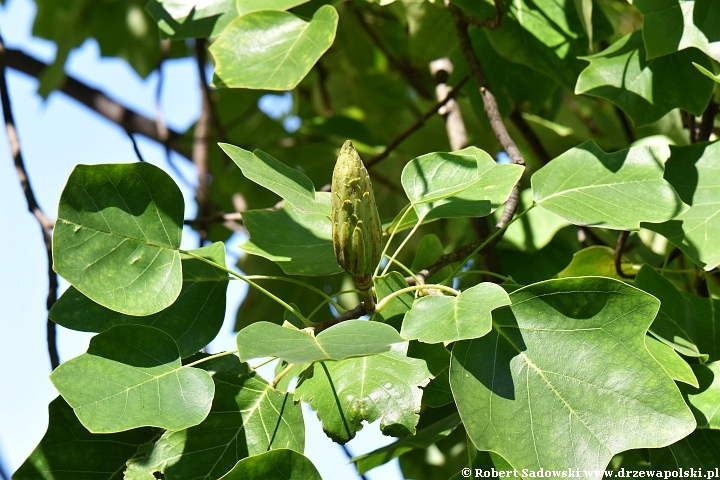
<box><xmin>0</xmin><ymin>34</ymin><xmax>59</xmax><ymax>370</ymax></box>
<box><xmin>510</xmin><ymin>108</ymin><xmax>551</xmax><ymax>165</ymax></box>
<box><xmin>309</xmin><ymin>303</ymin><xmax>369</xmax><ymax>333</ymax></box>
<box><xmin>614</xmin><ymin>230</ymin><xmax>635</xmax><ymax>279</ymax></box>
<box><xmin>3</xmin><ymin>47</ymin><xmax>190</xmax><ymax>159</ymax></box>
<box><xmin>126</xmin><ymin>130</ymin><xmax>146</xmax><ymax>162</ymax></box>
<box><xmin>697</xmin><ymin>100</ymin><xmax>718</xmax><ymax>142</ymax></box>
<box><xmin>194</xmin><ymin>39</ymin><xmax>213</xmax><ymax>246</ymax></box>
<box><xmin>365</xmin><ymin>75</ymin><xmax>469</xmax><ymax>169</ymax></box>
<box><xmin>463</xmin><ymin>0</ymin><xmax>504</xmax><ymax>30</ymax></box>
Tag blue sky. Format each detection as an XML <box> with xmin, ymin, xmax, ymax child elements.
<box><xmin>0</xmin><ymin>0</ymin><xmax>403</xmax><ymax>478</ymax></box>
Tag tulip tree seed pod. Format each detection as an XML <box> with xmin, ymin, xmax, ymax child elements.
<box><xmin>332</xmin><ymin>140</ymin><xmax>382</xmax><ymax>310</ymax></box>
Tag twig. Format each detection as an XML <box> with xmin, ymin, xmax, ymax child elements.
<box><xmin>185</xmin><ymin>212</ymin><xmax>243</xmax><ymax>226</ymax></box>
<box><xmin>614</xmin><ymin>230</ymin><xmax>635</xmax><ymax>279</ymax></box>
<box><xmin>340</xmin><ymin>444</ymin><xmax>369</xmax><ymax>480</ymax></box>
<box><xmin>126</xmin><ymin>130</ymin><xmax>145</xmax><ymax>162</ymax></box>
<box><xmin>350</xmin><ymin>4</ymin><xmax>432</xmax><ymax>99</ymax></box>
<box><xmin>463</xmin><ymin>0</ymin><xmax>504</xmax><ymax>29</ymax></box>
<box><xmin>0</xmin><ymin>34</ymin><xmax>59</xmax><ymax>370</ymax></box>
<box><xmin>365</xmin><ymin>75</ymin><xmax>469</xmax><ymax>168</ymax></box>
<box><xmin>194</xmin><ymin>39</ymin><xmax>213</xmax><ymax>246</ymax></box>
<box><xmin>309</xmin><ymin>303</ymin><xmax>368</xmax><ymax>333</ymax></box>
<box><xmin>430</xmin><ymin>58</ymin><xmax>468</xmax><ymax>151</ymax></box>
<box><xmin>682</xmin><ymin>110</ymin><xmax>697</xmax><ymax>143</ymax></box>
<box><xmin>697</xmin><ymin>100</ymin><xmax>718</xmax><ymax>142</ymax></box>
<box><xmin>2</xmin><ymin>47</ymin><xmax>190</xmax><ymax>159</ymax></box>
<box><xmin>510</xmin><ymin>108</ymin><xmax>551</xmax><ymax>164</ymax></box>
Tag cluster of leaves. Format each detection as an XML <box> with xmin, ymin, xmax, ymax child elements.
<box><xmin>11</xmin><ymin>0</ymin><xmax>720</xmax><ymax>478</ymax></box>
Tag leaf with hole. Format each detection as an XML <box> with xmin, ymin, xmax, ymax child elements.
<box><xmin>53</xmin><ymin>162</ymin><xmax>184</xmax><ymax>316</ymax></box>
<box><xmin>50</xmin><ymin>324</ymin><xmax>214</xmax><ymax>433</ymax></box>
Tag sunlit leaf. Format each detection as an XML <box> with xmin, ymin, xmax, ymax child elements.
<box><xmin>450</xmin><ymin>277</ymin><xmax>695</xmax><ymax>474</ymax></box>
<box><xmin>645</xmin><ymin>336</ymin><xmax>698</xmax><ymax>387</ymax></box>
<box><xmin>218</xmin><ymin>449</ymin><xmax>321</xmax><ymax>480</ymax></box>
<box><xmin>146</xmin><ymin>0</ymin><xmax>238</xmax><ymax>39</ymax></box>
<box><xmin>50</xmin><ymin>325</ymin><xmax>214</xmax><ymax>433</ymax></box>
<box><xmin>53</xmin><ymin>163</ymin><xmax>184</xmax><ymax>316</ymax></box>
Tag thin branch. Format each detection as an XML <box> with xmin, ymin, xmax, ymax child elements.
<box><xmin>463</xmin><ymin>0</ymin><xmax>504</xmax><ymax>29</ymax></box>
<box><xmin>3</xmin><ymin>47</ymin><xmax>190</xmax><ymax>159</ymax></box>
<box><xmin>126</xmin><ymin>130</ymin><xmax>146</xmax><ymax>162</ymax></box>
<box><xmin>614</xmin><ymin>230</ymin><xmax>635</xmax><ymax>279</ymax></box>
<box><xmin>510</xmin><ymin>108</ymin><xmax>551</xmax><ymax>165</ymax></box>
<box><xmin>430</xmin><ymin>58</ymin><xmax>468</xmax><ymax>151</ymax></box>
<box><xmin>697</xmin><ymin>100</ymin><xmax>718</xmax><ymax>142</ymax></box>
<box><xmin>194</xmin><ymin>39</ymin><xmax>213</xmax><ymax>246</ymax></box>
<box><xmin>309</xmin><ymin>303</ymin><xmax>368</xmax><ymax>333</ymax></box>
<box><xmin>0</xmin><ymin>34</ymin><xmax>59</xmax><ymax>370</ymax></box>
<box><xmin>185</xmin><ymin>212</ymin><xmax>243</xmax><ymax>226</ymax></box>
<box><xmin>365</xmin><ymin>75</ymin><xmax>469</xmax><ymax>168</ymax></box>
<box><xmin>340</xmin><ymin>444</ymin><xmax>369</xmax><ymax>480</ymax></box>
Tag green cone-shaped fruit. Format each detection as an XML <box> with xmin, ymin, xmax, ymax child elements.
<box><xmin>332</xmin><ymin>141</ymin><xmax>382</xmax><ymax>308</ymax></box>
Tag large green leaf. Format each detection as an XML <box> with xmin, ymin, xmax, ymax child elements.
<box><xmin>352</xmin><ymin>412</ymin><xmax>462</xmax><ymax>475</ymax></box>
<box><xmin>124</xmin><ymin>356</ymin><xmax>303</xmax><ymax>480</ymax></box>
<box><xmin>294</xmin><ymin>347</ymin><xmax>432</xmax><ymax>443</ymax></box>
<box><xmin>400</xmin><ymin>283</ymin><xmax>511</xmax><ymax>344</ymax></box>
<box><xmin>236</xmin><ymin>320</ymin><xmax>405</xmax><ymax>364</ymax></box>
<box><xmin>218</xmin><ymin>449</ymin><xmax>321</xmax><ymax>480</ymax></box>
<box><xmin>145</xmin><ymin>0</ymin><xmax>238</xmax><ymax>39</ymax></box>
<box><xmin>49</xmin><ymin>242</ymin><xmax>228</xmax><ymax>358</ymax></box>
<box><xmin>575</xmin><ymin>31</ymin><xmax>714</xmax><ymax>127</ymax></box>
<box><xmin>240</xmin><ymin>193</ymin><xmax>341</xmax><ymax>276</ymax></box>
<box><xmin>634</xmin><ymin>265</ymin><xmax>705</xmax><ymax>359</ymax></box>
<box><xmin>532</xmin><ymin>140</ymin><xmax>686</xmax><ymax>230</ymax></box>
<box><xmin>50</xmin><ymin>325</ymin><xmax>214</xmax><ymax>433</ymax></box>
<box><xmin>450</xmin><ymin>277</ymin><xmax>696</xmax><ymax>475</ymax></box>
<box><xmin>645</xmin><ymin>142</ymin><xmax>720</xmax><ymax>271</ymax></box>
<box><xmin>219</xmin><ymin>144</ymin><xmax>328</xmax><ymax>215</ymax></box>
<box><xmin>12</xmin><ymin>397</ymin><xmax>157</xmax><ymax>480</ymax></box>
<box><xmin>634</xmin><ymin>0</ymin><xmax>720</xmax><ymax>62</ymax></box>
<box><xmin>685</xmin><ymin>362</ymin><xmax>720</xmax><ymax>429</ymax></box>
<box><xmin>53</xmin><ymin>163</ymin><xmax>184</xmax><ymax>316</ymax></box>
<box><xmin>401</xmin><ymin>147</ymin><xmax>523</xmax><ymax>223</ymax></box>
<box><xmin>210</xmin><ymin>5</ymin><xmax>338</xmax><ymax>90</ymax></box>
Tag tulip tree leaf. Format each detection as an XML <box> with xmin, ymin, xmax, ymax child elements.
<box><xmin>219</xmin><ymin>144</ymin><xmax>328</xmax><ymax>215</ymax></box>
<box><xmin>634</xmin><ymin>265</ymin><xmax>705</xmax><ymax>360</ymax></box>
<box><xmin>402</xmin><ymin>147</ymin><xmax>524</xmax><ymax>223</ymax></box>
<box><xmin>53</xmin><ymin>162</ymin><xmax>184</xmax><ymax>316</ymax></box>
<box><xmin>240</xmin><ymin>194</ymin><xmax>341</xmax><ymax>276</ymax></box>
<box><xmin>633</xmin><ymin>0</ymin><xmax>720</xmax><ymax>62</ymax></box>
<box><xmin>684</xmin><ymin>293</ymin><xmax>720</xmax><ymax>363</ymax></box>
<box><xmin>236</xmin><ymin>0</ymin><xmax>309</xmax><ymax>16</ymax></box>
<box><xmin>351</xmin><ymin>412</ymin><xmax>462</xmax><ymax>475</ymax></box>
<box><xmin>124</xmin><ymin>356</ymin><xmax>304</xmax><ymax>480</ymax></box>
<box><xmin>12</xmin><ymin>397</ymin><xmax>158</xmax><ymax>480</ymax></box>
<box><xmin>450</xmin><ymin>277</ymin><xmax>696</xmax><ymax>474</ymax></box>
<box><xmin>651</xmin><ymin>429</ymin><xmax>720</xmax><ymax>468</ymax></box>
<box><xmin>532</xmin><ymin>140</ymin><xmax>686</xmax><ymax>230</ymax></box>
<box><xmin>50</xmin><ymin>325</ymin><xmax>215</xmax><ymax>433</ymax></box>
<box><xmin>145</xmin><ymin>0</ymin><xmax>239</xmax><ymax>40</ymax></box>
<box><xmin>575</xmin><ymin>31</ymin><xmax>714</xmax><ymax>127</ymax></box>
<box><xmin>236</xmin><ymin>320</ymin><xmax>405</xmax><ymax>364</ymax></box>
<box><xmin>645</xmin><ymin>336</ymin><xmax>698</xmax><ymax>388</ymax></box>
<box><xmin>685</xmin><ymin>362</ymin><xmax>720</xmax><ymax>429</ymax></box>
<box><xmin>49</xmin><ymin>242</ymin><xmax>228</xmax><ymax>358</ymax></box>
<box><xmin>218</xmin><ymin>449</ymin><xmax>321</xmax><ymax>480</ymax></box>
<box><xmin>400</xmin><ymin>283</ymin><xmax>511</xmax><ymax>344</ymax></box>
<box><xmin>645</xmin><ymin>142</ymin><xmax>720</xmax><ymax>271</ymax></box>
<box><xmin>693</xmin><ymin>62</ymin><xmax>720</xmax><ymax>83</ymax></box>
<box><xmin>556</xmin><ymin>246</ymin><xmax>631</xmax><ymax>280</ymax></box>
<box><xmin>210</xmin><ymin>6</ymin><xmax>338</xmax><ymax>90</ymax></box>
<box><xmin>294</xmin><ymin>348</ymin><xmax>432</xmax><ymax>443</ymax></box>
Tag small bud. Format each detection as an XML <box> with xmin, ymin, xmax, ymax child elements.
<box><xmin>332</xmin><ymin>140</ymin><xmax>382</xmax><ymax>309</ymax></box>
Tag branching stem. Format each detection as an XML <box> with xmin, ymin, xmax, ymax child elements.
<box><xmin>375</xmin><ymin>284</ymin><xmax>459</xmax><ymax>313</ymax></box>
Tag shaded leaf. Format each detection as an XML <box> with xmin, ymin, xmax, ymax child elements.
<box><xmin>352</xmin><ymin>412</ymin><xmax>462</xmax><ymax>475</ymax></box>
<box><xmin>401</xmin><ymin>283</ymin><xmax>511</xmax><ymax>344</ymax></box>
<box><xmin>236</xmin><ymin>0</ymin><xmax>309</xmax><ymax>16</ymax></box>
<box><xmin>219</xmin><ymin>144</ymin><xmax>328</xmax><ymax>215</ymax></box>
<box><xmin>635</xmin><ymin>265</ymin><xmax>705</xmax><ymax>359</ymax></box>
<box><xmin>241</xmin><ymin>193</ymin><xmax>341</xmax><ymax>276</ymax></box>
<box><xmin>294</xmin><ymin>348</ymin><xmax>432</xmax><ymax>443</ymax></box>
<box><xmin>145</xmin><ymin>0</ymin><xmax>238</xmax><ymax>39</ymax></box>
<box><xmin>450</xmin><ymin>277</ymin><xmax>695</xmax><ymax>474</ymax></box>
<box><xmin>218</xmin><ymin>449</ymin><xmax>321</xmax><ymax>480</ymax></box>
<box><xmin>575</xmin><ymin>31</ymin><xmax>714</xmax><ymax>127</ymax></box>
<box><xmin>402</xmin><ymin>147</ymin><xmax>523</xmax><ymax>222</ymax></box>
<box><xmin>236</xmin><ymin>320</ymin><xmax>405</xmax><ymax>364</ymax></box>
<box><xmin>645</xmin><ymin>141</ymin><xmax>720</xmax><ymax>271</ymax></box>
<box><xmin>651</xmin><ymin>429</ymin><xmax>720</xmax><ymax>468</ymax></box>
<box><xmin>50</xmin><ymin>242</ymin><xmax>228</xmax><ymax>357</ymax></box>
<box><xmin>685</xmin><ymin>362</ymin><xmax>720</xmax><ymax>429</ymax></box>
<box><xmin>634</xmin><ymin>0</ymin><xmax>720</xmax><ymax>62</ymax></box>
<box><xmin>372</xmin><ymin>272</ymin><xmax>414</xmax><ymax>330</ymax></box>
<box><xmin>50</xmin><ymin>325</ymin><xmax>214</xmax><ymax>433</ymax></box>
<box><xmin>211</xmin><ymin>6</ymin><xmax>338</xmax><ymax>90</ymax></box>
<box><xmin>12</xmin><ymin>397</ymin><xmax>157</xmax><ymax>480</ymax></box>
<box><xmin>645</xmin><ymin>336</ymin><xmax>698</xmax><ymax>387</ymax></box>
<box><xmin>684</xmin><ymin>293</ymin><xmax>720</xmax><ymax>363</ymax></box>
<box><xmin>124</xmin><ymin>356</ymin><xmax>303</xmax><ymax>480</ymax></box>
<box><xmin>53</xmin><ymin>163</ymin><xmax>184</xmax><ymax>316</ymax></box>
<box><xmin>532</xmin><ymin>140</ymin><xmax>685</xmax><ymax>230</ymax></box>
